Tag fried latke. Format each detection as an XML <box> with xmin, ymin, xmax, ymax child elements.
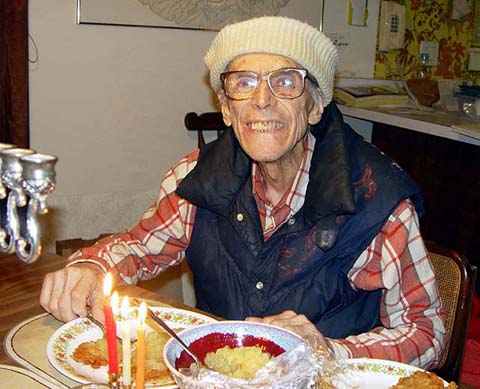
<box><xmin>72</xmin><ymin>330</ymin><xmax>176</xmax><ymax>384</ymax></box>
<box><xmin>72</xmin><ymin>337</ymin><xmax>120</xmax><ymax>369</ymax></box>
<box><xmin>390</xmin><ymin>370</ymin><xmax>458</xmax><ymax>389</ymax></box>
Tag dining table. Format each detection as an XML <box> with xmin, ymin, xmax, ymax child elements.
<box><xmin>1</xmin><ymin>251</ymin><xmax>477</xmax><ymax>389</ymax></box>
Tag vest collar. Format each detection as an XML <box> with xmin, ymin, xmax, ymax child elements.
<box><xmin>176</xmin><ymin>103</ymin><xmax>356</xmax><ymax>225</ymax></box>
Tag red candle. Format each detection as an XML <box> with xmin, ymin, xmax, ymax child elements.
<box><xmin>103</xmin><ymin>273</ymin><xmax>119</xmax><ymax>375</ymax></box>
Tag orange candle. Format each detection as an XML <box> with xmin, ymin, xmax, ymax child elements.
<box><xmin>136</xmin><ymin>301</ymin><xmax>147</xmax><ymax>389</ymax></box>
<box><xmin>103</xmin><ymin>273</ymin><xmax>119</xmax><ymax>375</ymax></box>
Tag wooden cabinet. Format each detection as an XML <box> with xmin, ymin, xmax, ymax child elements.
<box><xmin>372</xmin><ymin>123</ymin><xmax>480</xmax><ymax>293</ymax></box>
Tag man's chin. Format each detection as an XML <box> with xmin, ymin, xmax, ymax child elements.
<box><xmin>245</xmin><ymin>150</ymin><xmax>285</xmax><ymax>164</ymax></box>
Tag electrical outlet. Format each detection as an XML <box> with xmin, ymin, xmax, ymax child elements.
<box><xmin>419</xmin><ymin>41</ymin><xmax>439</xmax><ymax>66</ymax></box>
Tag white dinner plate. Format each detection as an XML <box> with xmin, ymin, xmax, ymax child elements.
<box><xmin>46</xmin><ymin>307</ymin><xmax>215</xmax><ymax>387</ymax></box>
<box><xmin>332</xmin><ymin>358</ymin><xmax>449</xmax><ymax>388</ymax></box>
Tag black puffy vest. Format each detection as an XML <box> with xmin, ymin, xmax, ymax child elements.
<box><xmin>176</xmin><ymin>103</ymin><xmax>423</xmax><ymax>338</ymax></box>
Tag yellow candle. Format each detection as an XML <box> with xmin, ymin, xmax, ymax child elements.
<box><xmin>121</xmin><ymin>296</ymin><xmax>131</xmax><ymax>386</ymax></box>
<box><xmin>136</xmin><ymin>301</ymin><xmax>147</xmax><ymax>389</ymax></box>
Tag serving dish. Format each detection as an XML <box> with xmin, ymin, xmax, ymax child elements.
<box><xmin>163</xmin><ymin>321</ymin><xmax>304</xmax><ymax>388</ymax></box>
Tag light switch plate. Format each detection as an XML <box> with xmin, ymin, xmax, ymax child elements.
<box><xmin>420</xmin><ymin>41</ymin><xmax>439</xmax><ymax>66</ymax></box>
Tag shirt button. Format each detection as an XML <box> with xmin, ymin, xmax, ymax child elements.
<box><xmin>288</xmin><ymin>217</ymin><xmax>296</xmax><ymax>225</ymax></box>
<box><xmin>256</xmin><ymin>281</ymin><xmax>264</xmax><ymax>290</ymax></box>
<box><xmin>236</xmin><ymin>213</ymin><xmax>244</xmax><ymax>222</ymax></box>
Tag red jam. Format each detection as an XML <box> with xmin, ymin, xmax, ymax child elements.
<box><xmin>175</xmin><ymin>332</ymin><xmax>285</xmax><ymax>369</ymax></box>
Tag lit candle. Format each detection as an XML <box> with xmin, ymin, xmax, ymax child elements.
<box><xmin>103</xmin><ymin>273</ymin><xmax>119</xmax><ymax>377</ymax></box>
<box><xmin>121</xmin><ymin>296</ymin><xmax>131</xmax><ymax>387</ymax></box>
<box><xmin>136</xmin><ymin>301</ymin><xmax>147</xmax><ymax>389</ymax></box>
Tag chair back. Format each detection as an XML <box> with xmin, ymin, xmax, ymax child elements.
<box><xmin>55</xmin><ymin>234</ymin><xmax>111</xmax><ymax>258</ymax></box>
<box><xmin>427</xmin><ymin>241</ymin><xmax>477</xmax><ymax>383</ymax></box>
<box><xmin>184</xmin><ymin>111</ymin><xmax>226</xmax><ymax>148</ymax></box>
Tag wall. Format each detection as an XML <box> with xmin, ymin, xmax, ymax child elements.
<box><xmin>29</xmin><ymin>1</ymin><xmax>218</xmax><ymax>248</ymax></box>
<box><xmin>323</xmin><ymin>0</ymin><xmax>381</xmax><ymax>78</ymax></box>
<box><xmin>322</xmin><ymin>0</ymin><xmax>382</xmax><ymax>140</ymax></box>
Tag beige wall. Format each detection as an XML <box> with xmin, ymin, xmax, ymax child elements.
<box><xmin>29</xmin><ymin>1</ymin><xmax>219</xmax><ymax>248</ymax></box>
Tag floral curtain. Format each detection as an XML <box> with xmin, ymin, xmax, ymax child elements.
<box><xmin>0</xmin><ymin>0</ymin><xmax>29</xmax><ymax>148</ymax></box>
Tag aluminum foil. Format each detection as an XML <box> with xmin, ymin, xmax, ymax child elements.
<box><xmin>172</xmin><ymin>336</ymin><xmax>344</xmax><ymax>389</ymax></box>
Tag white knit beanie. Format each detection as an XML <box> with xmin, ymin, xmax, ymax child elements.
<box><xmin>204</xmin><ymin>16</ymin><xmax>338</xmax><ymax>106</ymax></box>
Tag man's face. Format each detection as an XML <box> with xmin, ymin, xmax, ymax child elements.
<box><xmin>218</xmin><ymin>54</ymin><xmax>323</xmax><ymax>163</ymax></box>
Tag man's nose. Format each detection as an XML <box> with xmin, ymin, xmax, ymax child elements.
<box><xmin>251</xmin><ymin>78</ymin><xmax>274</xmax><ymax>109</ymax></box>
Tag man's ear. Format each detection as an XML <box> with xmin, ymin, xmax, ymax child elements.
<box><xmin>217</xmin><ymin>91</ymin><xmax>232</xmax><ymax>127</ymax></box>
<box><xmin>308</xmin><ymin>87</ymin><xmax>324</xmax><ymax>125</ymax></box>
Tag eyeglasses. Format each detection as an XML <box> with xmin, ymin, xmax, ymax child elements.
<box><xmin>220</xmin><ymin>68</ymin><xmax>318</xmax><ymax>100</ymax></box>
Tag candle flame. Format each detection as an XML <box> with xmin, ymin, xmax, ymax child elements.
<box><xmin>111</xmin><ymin>291</ymin><xmax>119</xmax><ymax>317</ymax></box>
<box><xmin>121</xmin><ymin>296</ymin><xmax>130</xmax><ymax>320</ymax></box>
<box><xmin>103</xmin><ymin>272</ymin><xmax>112</xmax><ymax>297</ymax></box>
<box><xmin>138</xmin><ymin>301</ymin><xmax>147</xmax><ymax>326</ymax></box>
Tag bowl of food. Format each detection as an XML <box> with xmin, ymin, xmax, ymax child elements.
<box><xmin>163</xmin><ymin>321</ymin><xmax>308</xmax><ymax>388</ymax></box>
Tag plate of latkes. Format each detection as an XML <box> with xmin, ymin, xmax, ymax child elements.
<box><xmin>47</xmin><ymin>307</ymin><xmax>215</xmax><ymax>387</ymax></box>
<box><xmin>332</xmin><ymin>358</ymin><xmax>457</xmax><ymax>389</ymax></box>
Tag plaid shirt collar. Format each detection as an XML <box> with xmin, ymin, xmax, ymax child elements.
<box><xmin>252</xmin><ymin>132</ymin><xmax>315</xmax><ymax>222</ymax></box>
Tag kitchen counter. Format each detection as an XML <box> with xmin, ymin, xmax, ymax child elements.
<box><xmin>338</xmin><ymin>105</ymin><xmax>480</xmax><ymax>146</ymax></box>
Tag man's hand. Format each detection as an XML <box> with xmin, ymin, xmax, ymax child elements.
<box><xmin>40</xmin><ymin>263</ymin><xmax>105</xmax><ymax>323</ymax></box>
<box><xmin>246</xmin><ymin>310</ymin><xmax>329</xmax><ymax>349</ymax></box>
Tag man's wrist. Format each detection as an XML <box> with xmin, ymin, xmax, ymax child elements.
<box><xmin>66</xmin><ymin>259</ymin><xmax>107</xmax><ymax>274</ymax></box>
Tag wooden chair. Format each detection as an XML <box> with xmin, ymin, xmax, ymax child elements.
<box><xmin>426</xmin><ymin>241</ymin><xmax>477</xmax><ymax>383</ymax></box>
<box><xmin>184</xmin><ymin>111</ymin><xmax>226</xmax><ymax>148</ymax></box>
<box><xmin>55</xmin><ymin>234</ymin><xmax>112</xmax><ymax>258</ymax></box>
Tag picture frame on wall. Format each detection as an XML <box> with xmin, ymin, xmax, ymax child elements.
<box><xmin>76</xmin><ymin>0</ymin><xmax>324</xmax><ymax>32</ymax></box>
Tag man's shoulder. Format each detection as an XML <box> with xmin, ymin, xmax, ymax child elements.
<box><xmin>169</xmin><ymin>148</ymin><xmax>200</xmax><ymax>178</ymax></box>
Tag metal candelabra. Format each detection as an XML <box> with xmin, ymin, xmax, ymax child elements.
<box><xmin>0</xmin><ymin>143</ymin><xmax>57</xmax><ymax>263</ymax></box>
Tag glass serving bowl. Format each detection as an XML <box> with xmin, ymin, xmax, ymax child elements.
<box><xmin>163</xmin><ymin>321</ymin><xmax>305</xmax><ymax>389</ymax></box>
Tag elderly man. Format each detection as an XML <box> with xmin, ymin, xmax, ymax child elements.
<box><xmin>40</xmin><ymin>16</ymin><xmax>445</xmax><ymax>369</ymax></box>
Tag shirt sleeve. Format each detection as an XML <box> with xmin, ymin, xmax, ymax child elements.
<box><xmin>327</xmin><ymin>199</ymin><xmax>446</xmax><ymax>370</ymax></box>
<box><xmin>67</xmin><ymin>149</ymin><xmax>200</xmax><ymax>284</ymax></box>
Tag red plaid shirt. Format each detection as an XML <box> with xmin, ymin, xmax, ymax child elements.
<box><xmin>70</xmin><ymin>133</ymin><xmax>445</xmax><ymax>369</ymax></box>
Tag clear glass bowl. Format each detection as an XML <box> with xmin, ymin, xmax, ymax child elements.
<box><xmin>163</xmin><ymin>321</ymin><xmax>306</xmax><ymax>389</ymax></box>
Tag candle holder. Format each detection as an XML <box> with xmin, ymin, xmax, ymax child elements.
<box><xmin>0</xmin><ymin>147</ymin><xmax>57</xmax><ymax>263</ymax></box>
<box><xmin>108</xmin><ymin>372</ymin><xmax>121</xmax><ymax>388</ymax></box>
<box><xmin>0</xmin><ymin>148</ymin><xmax>35</xmax><ymax>254</ymax></box>
<box><xmin>17</xmin><ymin>153</ymin><xmax>58</xmax><ymax>263</ymax></box>
<box><xmin>0</xmin><ymin>143</ymin><xmax>16</xmax><ymax>199</ymax></box>
<box><xmin>0</xmin><ymin>144</ymin><xmax>16</xmax><ymax>241</ymax></box>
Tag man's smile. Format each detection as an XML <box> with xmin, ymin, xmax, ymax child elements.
<box><xmin>245</xmin><ymin>121</ymin><xmax>283</xmax><ymax>132</ymax></box>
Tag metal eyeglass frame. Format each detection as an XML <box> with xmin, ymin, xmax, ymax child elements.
<box><xmin>220</xmin><ymin>67</ymin><xmax>319</xmax><ymax>100</ymax></box>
